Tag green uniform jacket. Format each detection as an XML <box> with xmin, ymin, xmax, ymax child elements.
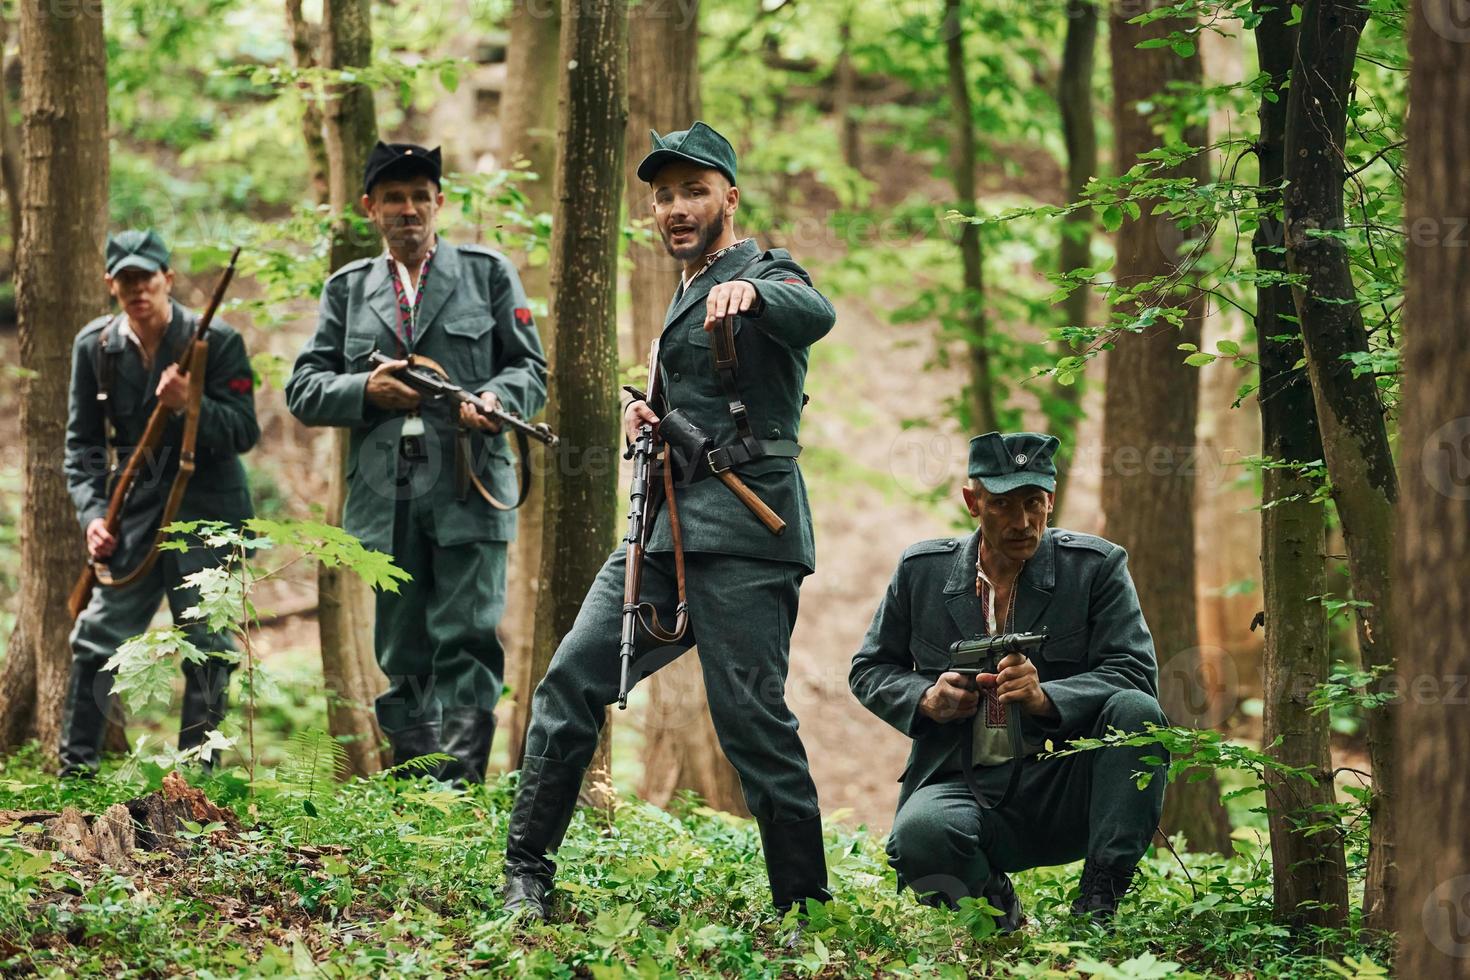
<box><xmin>646</xmin><ymin>238</ymin><xmax>836</xmax><ymax>572</ymax></box>
<box><xmin>284</xmin><ymin>241</ymin><xmax>548</xmax><ymax>552</ymax></box>
<box><xmin>65</xmin><ymin>301</ymin><xmax>259</xmax><ymax>564</ymax></box>
<box><xmin>849</xmin><ymin>527</ymin><xmax>1161</xmax><ymax>813</ymax></box>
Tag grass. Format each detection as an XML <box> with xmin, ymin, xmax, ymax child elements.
<box><xmin>0</xmin><ymin>739</ymin><xmax>1392</xmax><ymax>978</ymax></box>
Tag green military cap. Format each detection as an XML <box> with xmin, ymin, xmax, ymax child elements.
<box><xmin>968</xmin><ymin>431</ymin><xmax>1059</xmax><ymax>494</ymax></box>
<box><xmin>106</xmin><ymin>229</ymin><xmax>170</xmax><ymax>276</ymax></box>
<box><xmin>637</xmin><ymin>120</ymin><xmax>738</xmax><ymax>187</ymax></box>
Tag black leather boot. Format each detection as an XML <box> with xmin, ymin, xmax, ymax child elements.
<box><xmin>388</xmin><ymin>721</ymin><xmax>444</xmax><ymax>776</ymax></box>
<box><xmin>502</xmin><ymin>756</ymin><xmax>585</xmax><ymax>921</ymax></box>
<box><xmin>58</xmin><ymin>657</ymin><xmax>113</xmax><ymax>778</ymax></box>
<box><xmin>440</xmin><ymin>708</ymin><xmax>496</xmax><ymax>786</ymax></box>
<box><xmin>981</xmin><ymin>871</ymin><xmax>1025</xmax><ymax>934</ymax></box>
<box><xmin>757</xmin><ymin>814</ymin><xmax>833</xmax><ymax>914</ymax></box>
<box><xmin>1071</xmin><ymin>859</ymin><xmax>1138</xmax><ymax>925</ymax></box>
<box><xmin>179</xmin><ymin>656</ymin><xmax>234</xmax><ymax>771</ymax></box>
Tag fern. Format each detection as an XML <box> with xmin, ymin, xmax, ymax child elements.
<box><xmin>277</xmin><ymin>728</ymin><xmax>349</xmax><ymax>805</ymax></box>
<box><xmin>378</xmin><ymin>753</ymin><xmax>455</xmax><ymax>779</ymax></box>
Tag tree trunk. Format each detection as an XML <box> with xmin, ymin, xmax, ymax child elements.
<box><xmin>0</xmin><ymin>0</ymin><xmax>108</xmax><ymax>760</ymax></box>
<box><xmin>500</xmin><ymin>0</ymin><xmax>562</xmax><ymax>774</ymax></box>
<box><xmin>1253</xmin><ymin>3</ymin><xmax>1348</xmax><ymax>933</ymax></box>
<box><xmin>1051</xmin><ymin>0</ymin><xmax>1097</xmax><ymax>506</ymax></box>
<box><xmin>833</xmin><ymin>8</ymin><xmax>860</xmax><ymax>172</ymax></box>
<box><xmin>0</xmin><ymin>12</ymin><xmax>22</xmax><ymax>257</ymax></box>
<box><xmin>1104</xmin><ymin>0</ymin><xmax>1232</xmax><ymax>855</ymax></box>
<box><xmin>286</xmin><ymin>0</ymin><xmax>329</xmax><ymax>205</ymax></box>
<box><xmin>621</xmin><ymin>0</ymin><xmax>747</xmax><ymax>817</ymax></box>
<box><xmin>624</xmin><ymin>0</ymin><xmax>698</xmax><ymax>363</ymax></box>
<box><xmin>1396</xmin><ymin>3</ymin><xmax>1470</xmax><ymax>972</ymax></box>
<box><xmin>533</xmin><ymin>0</ymin><xmax>627</xmax><ymax>805</ymax></box>
<box><xmin>1281</xmin><ymin>0</ymin><xmax>1396</xmax><ymax>932</ymax></box>
<box><xmin>317</xmin><ymin>0</ymin><xmax>385</xmax><ymax>777</ymax></box>
<box><xmin>943</xmin><ymin>0</ymin><xmax>998</xmax><ymax>434</ymax></box>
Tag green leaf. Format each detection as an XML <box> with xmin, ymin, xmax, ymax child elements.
<box><xmin>1216</xmin><ymin>339</ymin><xmax>1241</xmax><ymax>356</ymax></box>
<box><xmin>1101</xmin><ymin>205</ymin><xmax>1124</xmax><ymax>232</ymax></box>
<box><xmin>1184</xmin><ymin>352</ymin><xmax>1217</xmax><ymax>367</ymax></box>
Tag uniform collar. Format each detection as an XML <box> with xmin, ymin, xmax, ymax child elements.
<box><xmin>944</xmin><ymin>528</ymin><xmax>1057</xmax><ymax>637</ymax></box>
<box><xmin>680</xmin><ymin>236</ymin><xmax>756</xmax><ymax>291</ymax></box>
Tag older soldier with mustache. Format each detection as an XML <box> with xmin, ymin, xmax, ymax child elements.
<box><xmin>849</xmin><ymin>432</ymin><xmax>1168</xmax><ymax>932</ymax></box>
<box><xmin>287</xmin><ymin>141</ymin><xmax>547</xmax><ymax>784</ymax></box>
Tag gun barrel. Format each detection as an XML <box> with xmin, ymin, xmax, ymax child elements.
<box><xmin>949</xmin><ymin>629</ymin><xmax>1049</xmax><ymax>662</ymax></box>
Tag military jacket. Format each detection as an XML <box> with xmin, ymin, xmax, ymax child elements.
<box><xmin>849</xmin><ymin>527</ymin><xmax>1162</xmax><ymax>812</ymax></box>
<box><xmin>65</xmin><ymin>301</ymin><xmax>259</xmax><ymax>568</ymax></box>
<box><xmin>284</xmin><ymin>240</ymin><xmax>548</xmax><ymax>552</ymax></box>
<box><xmin>645</xmin><ymin>238</ymin><xmax>836</xmax><ymax>572</ymax></box>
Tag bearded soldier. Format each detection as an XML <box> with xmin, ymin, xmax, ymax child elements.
<box><xmin>61</xmin><ymin>230</ymin><xmax>259</xmax><ymax>776</ymax></box>
<box><xmin>502</xmin><ymin>122</ymin><xmax>836</xmax><ymax>921</ymax></box>
<box><xmin>849</xmin><ymin>432</ymin><xmax>1168</xmax><ymax>929</ymax></box>
<box><xmin>286</xmin><ymin>142</ymin><xmax>547</xmax><ymax>782</ymax></box>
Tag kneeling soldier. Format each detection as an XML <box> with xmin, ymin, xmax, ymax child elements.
<box><xmin>849</xmin><ymin>432</ymin><xmax>1167</xmax><ymax>928</ymax></box>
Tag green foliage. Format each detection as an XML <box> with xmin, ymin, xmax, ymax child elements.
<box><xmin>0</xmin><ymin>746</ymin><xmax>1392</xmax><ymax>976</ymax></box>
<box><xmin>103</xmin><ymin>519</ymin><xmax>406</xmax><ymax>779</ymax></box>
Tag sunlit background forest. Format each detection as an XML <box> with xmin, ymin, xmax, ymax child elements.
<box><xmin>0</xmin><ymin>0</ymin><xmax>1466</xmax><ymax>975</ymax></box>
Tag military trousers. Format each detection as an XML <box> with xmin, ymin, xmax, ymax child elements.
<box><xmin>62</xmin><ymin>535</ymin><xmax>237</xmax><ymax>774</ymax></box>
<box><xmin>887</xmin><ymin>688</ymin><xmax>1167</xmax><ymax>904</ymax></box>
<box><xmin>522</xmin><ymin>544</ymin><xmax>821</xmax><ymax>823</ymax></box>
<box><xmin>374</xmin><ymin>489</ymin><xmax>507</xmax><ymax>735</ymax></box>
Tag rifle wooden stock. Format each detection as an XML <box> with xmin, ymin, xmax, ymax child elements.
<box><xmin>67</xmin><ymin>248</ymin><xmax>241</xmax><ymax>620</ymax></box>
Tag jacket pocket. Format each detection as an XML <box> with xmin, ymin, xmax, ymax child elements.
<box><xmin>441</xmin><ymin>314</ymin><xmax>495</xmax><ymax>381</ymax></box>
<box><xmin>909</xmin><ymin>634</ymin><xmax>951</xmax><ymax>674</ymax></box>
<box><xmin>344</xmin><ymin>330</ymin><xmax>376</xmax><ymax>371</ymax></box>
<box><xmin>1041</xmin><ymin>624</ymin><xmax>1088</xmax><ymax>662</ymax></box>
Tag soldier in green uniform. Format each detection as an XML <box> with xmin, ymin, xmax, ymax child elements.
<box><xmin>285</xmin><ymin>142</ymin><xmax>547</xmax><ymax>783</ymax></box>
<box><xmin>501</xmin><ymin>122</ymin><xmax>836</xmax><ymax>920</ymax></box>
<box><xmin>849</xmin><ymin>432</ymin><xmax>1168</xmax><ymax>928</ymax></box>
<box><xmin>61</xmin><ymin>229</ymin><xmax>260</xmax><ymax>777</ymax></box>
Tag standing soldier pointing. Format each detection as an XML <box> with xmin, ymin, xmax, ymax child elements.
<box><xmin>502</xmin><ymin>122</ymin><xmax>837</xmax><ymax>921</ymax></box>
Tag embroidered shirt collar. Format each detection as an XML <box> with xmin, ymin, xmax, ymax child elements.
<box><xmin>387</xmin><ymin>237</ymin><xmax>438</xmax><ymax>306</ymax></box>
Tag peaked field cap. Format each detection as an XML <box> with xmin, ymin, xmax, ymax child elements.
<box><xmin>363</xmin><ymin>141</ymin><xmax>443</xmax><ymax>194</ymax></box>
<box><xmin>637</xmin><ymin>120</ymin><xmax>737</xmax><ymax>186</ymax></box>
<box><xmin>968</xmin><ymin>431</ymin><xmax>1060</xmax><ymax>494</ymax></box>
<box><xmin>106</xmin><ymin>229</ymin><xmax>171</xmax><ymax>276</ymax></box>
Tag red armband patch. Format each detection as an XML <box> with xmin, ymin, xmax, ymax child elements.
<box><xmin>782</xmin><ymin>278</ymin><xmax>804</xmax><ymax>285</ymax></box>
<box><xmin>227</xmin><ymin>377</ymin><xmax>253</xmax><ymax>394</ymax></box>
<box><xmin>514</xmin><ymin>307</ymin><xmax>533</xmax><ymax>326</ymax></box>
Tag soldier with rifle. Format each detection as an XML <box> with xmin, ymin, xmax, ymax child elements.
<box><xmin>285</xmin><ymin>141</ymin><xmax>548</xmax><ymax>784</ymax></box>
<box><xmin>848</xmin><ymin>432</ymin><xmax>1169</xmax><ymax>930</ymax></box>
<box><xmin>60</xmin><ymin>230</ymin><xmax>258</xmax><ymax>777</ymax></box>
<box><xmin>502</xmin><ymin>122</ymin><xmax>836</xmax><ymax>922</ymax></box>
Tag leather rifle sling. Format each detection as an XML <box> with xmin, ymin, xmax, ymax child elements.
<box><xmin>404</xmin><ymin>352</ymin><xmax>533</xmax><ymax>511</ymax></box>
<box><xmin>93</xmin><ymin>339</ymin><xmax>210</xmax><ymax>590</ymax></box>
